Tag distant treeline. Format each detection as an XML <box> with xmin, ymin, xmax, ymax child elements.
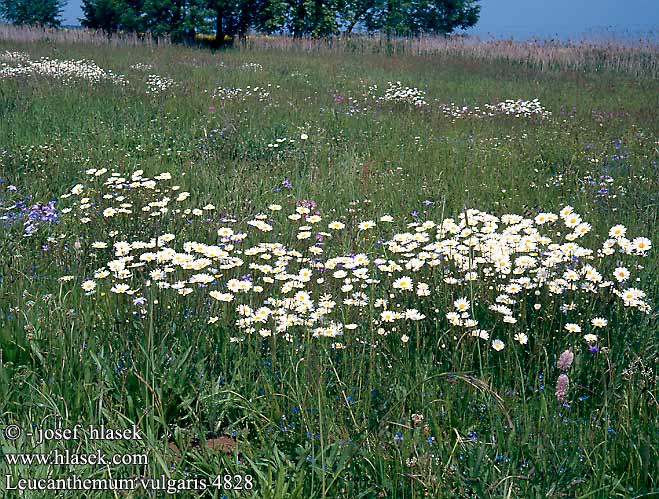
<box><xmin>1</xmin><ymin>0</ymin><xmax>480</xmax><ymax>43</ymax></box>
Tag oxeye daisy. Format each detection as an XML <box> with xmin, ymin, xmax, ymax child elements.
<box><xmin>564</xmin><ymin>213</ymin><xmax>582</xmax><ymax>228</ymax></box>
<box><xmin>491</xmin><ymin>339</ymin><xmax>505</xmax><ymax>351</ymax></box>
<box><xmin>453</xmin><ymin>297</ymin><xmax>470</xmax><ymax>312</ymax></box>
<box><xmin>380</xmin><ymin>310</ymin><xmax>396</xmax><ymax>322</ymax></box>
<box><xmin>632</xmin><ymin>237</ymin><xmax>651</xmax><ymax>253</ymax></box>
<box><xmin>209</xmin><ymin>291</ymin><xmax>233</xmax><ymax>302</ymax></box>
<box><xmin>405</xmin><ymin>309</ymin><xmax>426</xmax><ymax>321</ymax></box>
<box><xmin>358</xmin><ymin>220</ymin><xmax>376</xmax><ymax>230</ymax></box>
<box><xmin>446</xmin><ymin>311</ymin><xmax>460</xmax><ymax>324</ymax></box>
<box><xmin>110</xmin><ymin>283</ymin><xmax>131</xmax><ymax>294</ymax></box>
<box><xmin>559</xmin><ymin>205</ymin><xmax>574</xmax><ymax>218</ymax></box>
<box><xmin>514</xmin><ymin>332</ymin><xmax>528</xmax><ymax>345</ymax></box>
<box><xmin>613</xmin><ymin>267</ymin><xmax>630</xmax><ymax>282</ymax></box>
<box><xmin>591</xmin><ymin>317</ymin><xmax>608</xmax><ymax>328</ymax></box>
<box><xmin>471</xmin><ymin>329</ymin><xmax>489</xmax><ymax>340</ymax></box>
<box><xmin>149</xmin><ymin>269</ymin><xmax>166</xmax><ymax>280</ymax></box>
<box><xmin>575</xmin><ymin>223</ymin><xmax>591</xmax><ymax>236</ymax></box>
<box><xmin>609</xmin><ymin>224</ymin><xmax>627</xmax><ymax>238</ymax></box>
<box><xmin>565</xmin><ymin>323</ymin><xmax>581</xmax><ymax>333</ymax></box>
<box><xmin>534</xmin><ymin>213</ymin><xmax>549</xmax><ymax>224</ymax></box>
<box><xmin>392</xmin><ymin>276</ymin><xmax>413</xmax><ymax>291</ymax></box>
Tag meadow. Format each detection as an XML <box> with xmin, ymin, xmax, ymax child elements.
<box><xmin>0</xmin><ymin>33</ymin><xmax>658</xmax><ymax>498</ymax></box>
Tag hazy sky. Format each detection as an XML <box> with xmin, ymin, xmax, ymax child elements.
<box><xmin>62</xmin><ymin>0</ymin><xmax>659</xmax><ymax>40</ymax></box>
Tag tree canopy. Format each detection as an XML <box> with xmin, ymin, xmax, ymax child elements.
<box><xmin>0</xmin><ymin>0</ymin><xmax>67</xmax><ymax>27</ymax></box>
<box><xmin>79</xmin><ymin>0</ymin><xmax>481</xmax><ymax>41</ymax></box>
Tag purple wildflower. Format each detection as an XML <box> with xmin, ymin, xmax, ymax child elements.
<box><xmin>557</xmin><ymin>349</ymin><xmax>574</xmax><ymax>371</ymax></box>
<box><xmin>297</xmin><ymin>199</ymin><xmax>317</xmax><ymax>209</ymax></box>
<box><xmin>23</xmin><ymin>201</ymin><xmax>59</xmax><ymax>236</ymax></box>
<box><xmin>555</xmin><ymin>374</ymin><xmax>569</xmax><ymax>402</ymax></box>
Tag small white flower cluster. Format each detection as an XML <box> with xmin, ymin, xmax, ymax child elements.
<box><xmin>129</xmin><ymin>62</ymin><xmax>154</xmax><ymax>71</ymax></box>
<box><xmin>0</xmin><ymin>55</ymin><xmax>128</xmax><ymax>85</ymax></box>
<box><xmin>266</xmin><ymin>133</ymin><xmax>309</xmax><ymax>149</ymax></box>
<box><xmin>0</xmin><ymin>50</ymin><xmax>29</xmax><ymax>63</ymax></box>
<box><xmin>212</xmin><ymin>85</ymin><xmax>272</xmax><ymax>102</ymax></box>
<box><xmin>379</xmin><ymin>81</ymin><xmax>428</xmax><ymax>107</ymax></box>
<box><xmin>240</xmin><ymin>62</ymin><xmax>264</xmax><ymax>72</ymax></box>
<box><xmin>484</xmin><ymin>99</ymin><xmax>551</xmax><ymax>118</ymax></box>
<box><xmin>440</xmin><ymin>98</ymin><xmax>550</xmax><ymax>119</ymax></box>
<box><xmin>145</xmin><ymin>74</ymin><xmax>176</xmax><ymax>94</ymax></box>
<box><xmin>329</xmin><ymin>82</ymin><xmax>426</xmax><ymax>116</ymax></box>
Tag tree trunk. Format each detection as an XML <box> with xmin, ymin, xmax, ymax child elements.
<box><xmin>215</xmin><ymin>6</ymin><xmax>225</xmax><ymax>46</ymax></box>
<box><xmin>346</xmin><ymin>20</ymin><xmax>356</xmax><ymax>33</ymax></box>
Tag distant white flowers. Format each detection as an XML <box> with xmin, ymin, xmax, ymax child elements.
<box><xmin>0</xmin><ymin>53</ymin><xmax>127</xmax><ymax>85</ymax></box>
<box><xmin>0</xmin><ymin>52</ymin><xmax>182</xmax><ymax>95</ymax></box>
<box><xmin>0</xmin><ymin>50</ymin><xmax>29</xmax><ymax>63</ymax></box>
<box><xmin>485</xmin><ymin>99</ymin><xmax>551</xmax><ymax>118</ymax></box>
<box><xmin>212</xmin><ymin>84</ymin><xmax>272</xmax><ymax>102</ymax></box>
<box><xmin>240</xmin><ymin>62</ymin><xmax>264</xmax><ymax>72</ymax></box>
<box><xmin>440</xmin><ymin>98</ymin><xmax>551</xmax><ymax>119</ymax></box>
<box><xmin>379</xmin><ymin>81</ymin><xmax>428</xmax><ymax>107</ymax></box>
<box><xmin>145</xmin><ymin>74</ymin><xmax>176</xmax><ymax>94</ymax></box>
<box><xmin>129</xmin><ymin>62</ymin><xmax>154</xmax><ymax>71</ymax></box>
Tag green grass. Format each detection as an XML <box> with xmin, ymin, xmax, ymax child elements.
<box><xmin>0</xmin><ymin>40</ymin><xmax>658</xmax><ymax>498</ymax></box>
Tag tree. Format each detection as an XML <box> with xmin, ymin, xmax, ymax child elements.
<box><xmin>207</xmin><ymin>0</ymin><xmax>232</xmax><ymax>44</ymax></box>
<box><xmin>143</xmin><ymin>0</ymin><xmax>206</xmax><ymax>41</ymax></box>
<box><xmin>340</xmin><ymin>0</ymin><xmax>377</xmax><ymax>34</ymax></box>
<box><xmin>298</xmin><ymin>0</ymin><xmax>341</xmax><ymax>36</ymax></box>
<box><xmin>81</xmin><ymin>0</ymin><xmax>145</xmax><ymax>32</ymax></box>
<box><xmin>0</xmin><ymin>0</ymin><xmax>67</xmax><ymax>27</ymax></box>
<box><xmin>254</xmin><ymin>0</ymin><xmax>341</xmax><ymax>37</ymax></box>
<box><xmin>364</xmin><ymin>0</ymin><xmax>479</xmax><ymax>35</ymax></box>
<box><xmin>79</xmin><ymin>0</ymin><xmax>480</xmax><ymax>41</ymax></box>
<box><xmin>205</xmin><ymin>0</ymin><xmax>267</xmax><ymax>45</ymax></box>
<box><xmin>410</xmin><ymin>0</ymin><xmax>480</xmax><ymax>34</ymax></box>
<box><xmin>226</xmin><ymin>0</ymin><xmax>262</xmax><ymax>40</ymax></box>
